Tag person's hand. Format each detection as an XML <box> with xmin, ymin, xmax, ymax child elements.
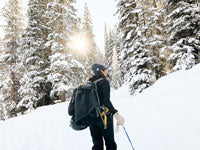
<box><xmin>114</xmin><ymin>112</ymin><xmax>125</xmax><ymax>126</ymax></box>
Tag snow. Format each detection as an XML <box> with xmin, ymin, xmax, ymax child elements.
<box><xmin>1</xmin><ymin>64</ymin><xmax>200</xmax><ymax>150</ymax></box>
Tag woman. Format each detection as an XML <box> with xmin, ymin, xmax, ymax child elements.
<box><xmin>88</xmin><ymin>63</ymin><xmax>125</xmax><ymax>150</ymax></box>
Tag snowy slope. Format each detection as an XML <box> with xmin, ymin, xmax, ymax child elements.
<box><xmin>0</xmin><ymin>64</ymin><xmax>200</xmax><ymax>150</ymax></box>
<box><xmin>113</xmin><ymin>64</ymin><xmax>200</xmax><ymax>150</ymax></box>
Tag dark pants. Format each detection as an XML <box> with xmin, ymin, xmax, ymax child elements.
<box><xmin>89</xmin><ymin>115</ymin><xmax>117</xmax><ymax>150</ymax></box>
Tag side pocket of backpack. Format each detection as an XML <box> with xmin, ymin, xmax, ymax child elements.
<box><xmin>68</xmin><ymin>89</ymin><xmax>76</xmax><ymax>116</ymax></box>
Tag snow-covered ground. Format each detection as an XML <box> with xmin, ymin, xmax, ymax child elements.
<box><xmin>0</xmin><ymin>64</ymin><xmax>200</xmax><ymax>150</ymax></box>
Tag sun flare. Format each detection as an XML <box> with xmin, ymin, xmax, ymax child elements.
<box><xmin>70</xmin><ymin>33</ymin><xmax>88</xmax><ymax>54</ymax></box>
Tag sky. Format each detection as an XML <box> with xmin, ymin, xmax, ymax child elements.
<box><xmin>0</xmin><ymin>0</ymin><xmax>118</xmax><ymax>52</ymax></box>
<box><xmin>73</xmin><ymin>0</ymin><xmax>118</xmax><ymax>52</ymax></box>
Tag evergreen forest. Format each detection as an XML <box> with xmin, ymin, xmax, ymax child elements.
<box><xmin>0</xmin><ymin>0</ymin><xmax>200</xmax><ymax>120</ymax></box>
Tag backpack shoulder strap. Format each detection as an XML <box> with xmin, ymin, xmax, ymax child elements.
<box><xmin>93</xmin><ymin>78</ymin><xmax>105</xmax><ymax>85</ymax></box>
<box><xmin>93</xmin><ymin>78</ymin><xmax>107</xmax><ymax>128</ymax></box>
<box><xmin>92</xmin><ymin>78</ymin><xmax>105</xmax><ymax>106</ymax></box>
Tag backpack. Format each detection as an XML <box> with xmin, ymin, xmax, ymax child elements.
<box><xmin>68</xmin><ymin>78</ymin><xmax>105</xmax><ymax>131</ymax></box>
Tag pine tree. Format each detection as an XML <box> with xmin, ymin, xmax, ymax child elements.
<box><xmin>94</xmin><ymin>46</ymin><xmax>104</xmax><ymax>64</ymax></box>
<box><xmin>0</xmin><ymin>38</ymin><xmax>3</xmax><ymax>77</ymax></box>
<box><xmin>111</xmin><ymin>45</ymin><xmax>121</xmax><ymax>89</ymax></box>
<box><xmin>17</xmin><ymin>0</ymin><xmax>46</xmax><ymax>113</ymax></box>
<box><xmin>164</xmin><ymin>1</ymin><xmax>200</xmax><ymax>71</ymax></box>
<box><xmin>0</xmin><ymin>0</ymin><xmax>24</xmax><ymax>119</ymax></box>
<box><xmin>103</xmin><ymin>23</ymin><xmax>110</xmax><ymax>69</ymax></box>
<box><xmin>82</xmin><ymin>3</ymin><xmax>97</xmax><ymax>71</ymax></box>
<box><xmin>147</xmin><ymin>2</ymin><xmax>167</xmax><ymax>75</ymax></box>
<box><xmin>36</xmin><ymin>0</ymin><xmax>53</xmax><ymax>106</ymax></box>
<box><xmin>114</xmin><ymin>26</ymin><xmax>123</xmax><ymax>87</ymax></box>
<box><xmin>45</xmin><ymin>0</ymin><xmax>86</xmax><ymax>101</ymax></box>
<box><xmin>104</xmin><ymin>28</ymin><xmax>115</xmax><ymax>74</ymax></box>
<box><xmin>0</xmin><ymin>38</ymin><xmax>8</xmax><ymax>120</ymax></box>
<box><xmin>117</xmin><ymin>0</ymin><xmax>138</xmax><ymax>81</ymax></box>
<box><xmin>141</xmin><ymin>1</ymin><xmax>164</xmax><ymax>77</ymax></box>
<box><xmin>104</xmin><ymin>25</ymin><xmax>122</xmax><ymax>88</ymax></box>
<box><xmin>104</xmin><ymin>23</ymin><xmax>108</xmax><ymax>60</ymax></box>
<box><xmin>117</xmin><ymin>0</ymin><xmax>160</xmax><ymax>94</ymax></box>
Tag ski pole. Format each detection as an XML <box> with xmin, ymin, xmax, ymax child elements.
<box><xmin>123</xmin><ymin>127</ymin><xmax>135</xmax><ymax>150</ymax></box>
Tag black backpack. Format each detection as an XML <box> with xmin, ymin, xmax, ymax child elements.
<box><xmin>68</xmin><ymin>78</ymin><xmax>105</xmax><ymax>131</ymax></box>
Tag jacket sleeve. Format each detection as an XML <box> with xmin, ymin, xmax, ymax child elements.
<box><xmin>100</xmin><ymin>79</ymin><xmax>118</xmax><ymax>115</ymax></box>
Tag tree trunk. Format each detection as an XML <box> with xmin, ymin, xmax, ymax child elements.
<box><xmin>152</xmin><ymin>0</ymin><xmax>157</xmax><ymax>8</ymax></box>
<box><xmin>61</xmin><ymin>91</ymin><xmax>66</xmax><ymax>102</ymax></box>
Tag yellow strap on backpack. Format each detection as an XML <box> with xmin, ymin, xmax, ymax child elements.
<box><xmin>78</xmin><ymin>83</ymin><xmax>84</xmax><ymax>86</ymax></box>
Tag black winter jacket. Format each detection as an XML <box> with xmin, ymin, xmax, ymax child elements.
<box><xmin>88</xmin><ymin>74</ymin><xmax>118</xmax><ymax>115</ymax></box>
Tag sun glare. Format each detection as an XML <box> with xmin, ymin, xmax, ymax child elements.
<box><xmin>70</xmin><ymin>33</ymin><xmax>88</xmax><ymax>54</ymax></box>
